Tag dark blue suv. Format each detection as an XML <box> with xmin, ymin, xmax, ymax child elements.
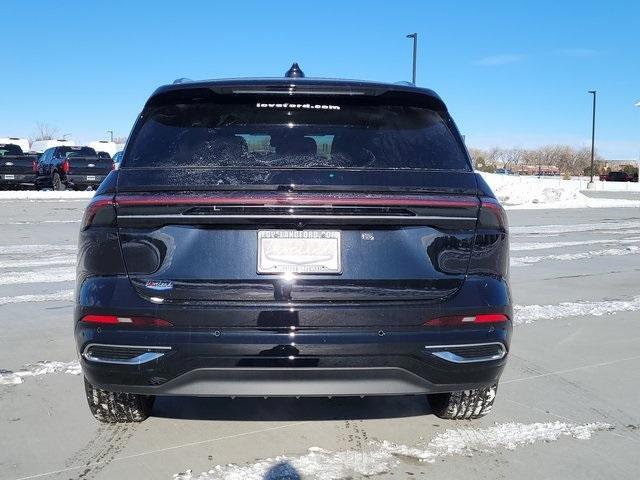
<box><xmin>76</xmin><ymin>69</ymin><xmax>511</xmax><ymax>422</ymax></box>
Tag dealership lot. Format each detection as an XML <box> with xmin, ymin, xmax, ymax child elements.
<box><xmin>0</xmin><ymin>200</ymin><xmax>639</xmax><ymax>480</ymax></box>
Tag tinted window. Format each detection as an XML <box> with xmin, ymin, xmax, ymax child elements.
<box><xmin>126</xmin><ymin>100</ymin><xmax>469</xmax><ymax>172</ymax></box>
<box><xmin>55</xmin><ymin>147</ymin><xmax>97</xmax><ymax>158</ymax></box>
<box><xmin>0</xmin><ymin>144</ymin><xmax>23</xmax><ymax>156</ymax></box>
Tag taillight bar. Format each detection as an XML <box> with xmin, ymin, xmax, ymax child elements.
<box><xmin>114</xmin><ymin>193</ymin><xmax>480</xmax><ymax>209</ymax></box>
<box><xmin>81</xmin><ymin>314</ymin><xmax>173</xmax><ymax>327</ymax></box>
<box><xmin>81</xmin><ymin>196</ymin><xmax>115</xmax><ymax>230</ymax></box>
<box><xmin>479</xmin><ymin>197</ymin><xmax>508</xmax><ymax>230</ymax></box>
<box><xmin>424</xmin><ymin>313</ymin><xmax>509</xmax><ymax>327</ymax></box>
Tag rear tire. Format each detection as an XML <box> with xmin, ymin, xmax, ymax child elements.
<box><xmin>427</xmin><ymin>383</ymin><xmax>497</xmax><ymax>420</ymax></box>
<box><xmin>84</xmin><ymin>377</ymin><xmax>155</xmax><ymax>423</ymax></box>
<box><xmin>52</xmin><ymin>172</ymin><xmax>65</xmax><ymax>191</ymax></box>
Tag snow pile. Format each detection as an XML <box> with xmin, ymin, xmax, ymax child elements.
<box><xmin>0</xmin><ymin>290</ymin><xmax>74</xmax><ymax>306</ymax></box>
<box><xmin>0</xmin><ymin>190</ymin><xmax>94</xmax><ymax>200</ymax></box>
<box><xmin>480</xmin><ymin>172</ymin><xmax>640</xmax><ymax>209</ymax></box>
<box><xmin>514</xmin><ymin>296</ymin><xmax>640</xmax><ymax>325</ymax></box>
<box><xmin>511</xmin><ymin>245</ymin><xmax>640</xmax><ymax>266</ymax></box>
<box><xmin>0</xmin><ymin>360</ymin><xmax>81</xmax><ymax>385</ymax></box>
<box><xmin>173</xmin><ymin>422</ymin><xmax>611</xmax><ymax>480</ymax></box>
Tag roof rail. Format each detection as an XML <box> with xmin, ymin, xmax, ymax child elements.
<box><xmin>394</xmin><ymin>81</ymin><xmax>414</xmax><ymax>86</ymax></box>
<box><xmin>172</xmin><ymin>78</ymin><xmax>193</xmax><ymax>85</ymax></box>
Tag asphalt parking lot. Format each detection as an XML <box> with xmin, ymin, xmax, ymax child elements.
<box><xmin>1</xmin><ymin>200</ymin><xmax>639</xmax><ymax>480</ymax></box>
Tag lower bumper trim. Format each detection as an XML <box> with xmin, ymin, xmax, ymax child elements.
<box><xmin>91</xmin><ymin>367</ymin><xmax>497</xmax><ymax>397</ymax></box>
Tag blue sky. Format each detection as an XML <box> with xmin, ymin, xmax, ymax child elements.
<box><xmin>2</xmin><ymin>0</ymin><xmax>639</xmax><ymax>158</ymax></box>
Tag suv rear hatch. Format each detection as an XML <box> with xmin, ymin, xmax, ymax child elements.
<box><xmin>115</xmin><ymin>84</ymin><xmax>480</xmax><ymax>306</ymax></box>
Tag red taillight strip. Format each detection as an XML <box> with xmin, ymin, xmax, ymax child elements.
<box><xmin>81</xmin><ymin>197</ymin><xmax>114</xmax><ymax>230</ymax></box>
<box><xmin>424</xmin><ymin>313</ymin><xmax>509</xmax><ymax>327</ymax></box>
<box><xmin>81</xmin><ymin>314</ymin><xmax>173</xmax><ymax>327</ymax></box>
<box><xmin>115</xmin><ymin>193</ymin><xmax>480</xmax><ymax>209</ymax></box>
<box><xmin>479</xmin><ymin>197</ymin><xmax>508</xmax><ymax>229</ymax></box>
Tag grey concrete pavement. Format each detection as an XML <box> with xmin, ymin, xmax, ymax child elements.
<box><xmin>0</xmin><ymin>200</ymin><xmax>639</xmax><ymax>480</ymax></box>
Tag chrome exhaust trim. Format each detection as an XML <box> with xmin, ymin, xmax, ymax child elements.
<box><xmin>82</xmin><ymin>344</ymin><xmax>171</xmax><ymax>365</ymax></box>
<box><xmin>425</xmin><ymin>342</ymin><xmax>506</xmax><ymax>364</ymax></box>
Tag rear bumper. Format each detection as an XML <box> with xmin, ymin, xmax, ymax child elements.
<box><xmin>76</xmin><ymin>324</ymin><xmax>509</xmax><ymax>396</ymax></box>
<box><xmin>75</xmin><ymin>275</ymin><xmax>511</xmax><ymax>396</ymax></box>
<box><xmin>0</xmin><ymin>173</ymin><xmax>34</xmax><ymax>185</ymax></box>
<box><xmin>67</xmin><ymin>174</ymin><xmax>107</xmax><ymax>188</ymax></box>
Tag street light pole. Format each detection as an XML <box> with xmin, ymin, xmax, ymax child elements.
<box><xmin>406</xmin><ymin>33</ymin><xmax>417</xmax><ymax>85</ymax></box>
<box><xmin>635</xmin><ymin>101</ymin><xmax>640</xmax><ymax>182</ymax></box>
<box><xmin>588</xmin><ymin>90</ymin><xmax>597</xmax><ymax>186</ymax></box>
<box><xmin>107</xmin><ymin>130</ymin><xmax>114</xmax><ymax>142</ymax></box>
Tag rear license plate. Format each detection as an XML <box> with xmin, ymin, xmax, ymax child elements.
<box><xmin>86</xmin><ymin>175</ymin><xmax>96</xmax><ymax>181</ymax></box>
<box><xmin>4</xmin><ymin>175</ymin><xmax>15</xmax><ymax>180</ymax></box>
<box><xmin>258</xmin><ymin>230</ymin><xmax>341</xmax><ymax>274</ymax></box>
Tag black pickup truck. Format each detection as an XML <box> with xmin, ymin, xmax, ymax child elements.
<box><xmin>35</xmin><ymin>146</ymin><xmax>114</xmax><ymax>191</ymax></box>
<box><xmin>0</xmin><ymin>143</ymin><xmax>37</xmax><ymax>189</ymax></box>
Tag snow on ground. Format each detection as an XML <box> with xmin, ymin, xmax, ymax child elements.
<box><xmin>0</xmin><ymin>360</ymin><xmax>80</xmax><ymax>385</ymax></box>
<box><xmin>0</xmin><ymin>190</ymin><xmax>94</xmax><ymax>201</ymax></box>
<box><xmin>510</xmin><ymin>220</ymin><xmax>640</xmax><ymax>236</ymax></box>
<box><xmin>0</xmin><ymin>244</ymin><xmax>76</xmax><ymax>254</ymax></box>
<box><xmin>0</xmin><ymin>266</ymin><xmax>76</xmax><ymax>285</ymax></box>
<box><xmin>173</xmin><ymin>422</ymin><xmax>612</xmax><ymax>480</ymax></box>
<box><xmin>511</xmin><ymin>237</ymin><xmax>640</xmax><ymax>251</ymax></box>
<box><xmin>0</xmin><ymin>290</ymin><xmax>74</xmax><ymax>306</ymax></box>
<box><xmin>0</xmin><ymin>255</ymin><xmax>76</xmax><ymax>269</ymax></box>
<box><xmin>511</xmin><ymin>245</ymin><xmax>640</xmax><ymax>267</ymax></box>
<box><xmin>480</xmin><ymin>172</ymin><xmax>640</xmax><ymax>209</ymax></box>
<box><xmin>514</xmin><ymin>296</ymin><xmax>640</xmax><ymax>325</ymax></box>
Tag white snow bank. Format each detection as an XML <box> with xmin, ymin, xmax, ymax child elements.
<box><xmin>0</xmin><ymin>290</ymin><xmax>74</xmax><ymax>306</ymax></box>
<box><xmin>0</xmin><ymin>190</ymin><xmax>94</xmax><ymax>200</ymax></box>
<box><xmin>173</xmin><ymin>422</ymin><xmax>611</xmax><ymax>480</ymax></box>
<box><xmin>511</xmin><ymin>245</ymin><xmax>640</xmax><ymax>267</ymax></box>
<box><xmin>0</xmin><ymin>360</ymin><xmax>80</xmax><ymax>385</ymax></box>
<box><xmin>514</xmin><ymin>296</ymin><xmax>640</xmax><ymax>325</ymax></box>
<box><xmin>480</xmin><ymin>172</ymin><xmax>640</xmax><ymax>209</ymax></box>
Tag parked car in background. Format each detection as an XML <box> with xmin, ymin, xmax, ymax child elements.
<box><xmin>0</xmin><ymin>137</ymin><xmax>30</xmax><ymax>153</ymax></box>
<box><xmin>603</xmin><ymin>171</ymin><xmax>634</xmax><ymax>182</ymax></box>
<box><xmin>35</xmin><ymin>145</ymin><xmax>113</xmax><ymax>190</ymax></box>
<box><xmin>495</xmin><ymin>168</ymin><xmax>513</xmax><ymax>175</ymax></box>
<box><xmin>112</xmin><ymin>150</ymin><xmax>123</xmax><ymax>170</ymax></box>
<box><xmin>0</xmin><ymin>143</ymin><xmax>37</xmax><ymax>189</ymax></box>
<box><xmin>89</xmin><ymin>140</ymin><xmax>118</xmax><ymax>158</ymax></box>
<box><xmin>77</xmin><ymin>71</ymin><xmax>511</xmax><ymax>423</ymax></box>
<box><xmin>30</xmin><ymin>139</ymin><xmax>76</xmax><ymax>154</ymax></box>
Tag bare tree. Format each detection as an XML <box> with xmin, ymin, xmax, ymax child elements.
<box><xmin>469</xmin><ymin>145</ymin><xmax>604</xmax><ymax>176</ymax></box>
<box><xmin>113</xmin><ymin>136</ymin><xmax>128</xmax><ymax>144</ymax></box>
<box><xmin>30</xmin><ymin>122</ymin><xmax>59</xmax><ymax>142</ymax></box>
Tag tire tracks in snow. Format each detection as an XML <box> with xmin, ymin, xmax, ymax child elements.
<box><xmin>65</xmin><ymin>423</ymin><xmax>137</xmax><ymax>480</ymax></box>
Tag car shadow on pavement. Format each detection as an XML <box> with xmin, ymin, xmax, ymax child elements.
<box><xmin>151</xmin><ymin>395</ymin><xmax>433</xmax><ymax>421</ymax></box>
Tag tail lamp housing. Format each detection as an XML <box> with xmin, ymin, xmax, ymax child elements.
<box><xmin>424</xmin><ymin>313</ymin><xmax>509</xmax><ymax>327</ymax></box>
<box><xmin>81</xmin><ymin>315</ymin><xmax>173</xmax><ymax>327</ymax></box>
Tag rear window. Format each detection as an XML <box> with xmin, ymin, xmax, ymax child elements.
<box><xmin>57</xmin><ymin>147</ymin><xmax>97</xmax><ymax>158</ymax></box>
<box><xmin>125</xmin><ymin>99</ymin><xmax>470</xmax><ymax>171</ymax></box>
<box><xmin>0</xmin><ymin>144</ymin><xmax>23</xmax><ymax>156</ymax></box>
